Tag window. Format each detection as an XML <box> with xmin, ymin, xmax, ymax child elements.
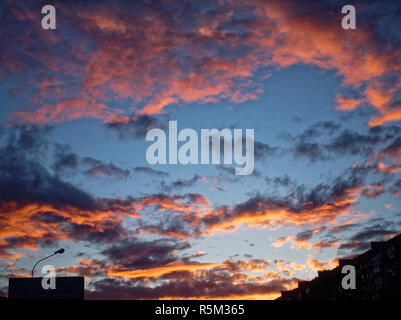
<box><xmin>387</xmin><ymin>246</ymin><xmax>395</xmax><ymax>258</ymax></box>
<box><xmin>375</xmin><ymin>277</ymin><xmax>383</xmax><ymax>289</ymax></box>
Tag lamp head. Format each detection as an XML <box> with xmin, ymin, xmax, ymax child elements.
<box><xmin>55</xmin><ymin>248</ymin><xmax>65</xmax><ymax>254</ymax></box>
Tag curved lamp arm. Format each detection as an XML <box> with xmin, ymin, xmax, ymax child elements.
<box><xmin>31</xmin><ymin>248</ymin><xmax>65</xmax><ymax>278</ymax></box>
<box><xmin>31</xmin><ymin>253</ymin><xmax>55</xmax><ymax>278</ymax></box>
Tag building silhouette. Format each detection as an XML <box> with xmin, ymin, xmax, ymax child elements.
<box><xmin>8</xmin><ymin>277</ymin><xmax>84</xmax><ymax>300</ymax></box>
<box><xmin>278</xmin><ymin>233</ymin><xmax>401</xmax><ymax>300</ymax></box>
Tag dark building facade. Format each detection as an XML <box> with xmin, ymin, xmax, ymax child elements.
<box><xmin>8</xmin><ymin>277</ymin><xmax>84</xmax><ymax>300</ymax></box>
<box><xmin>278</xmin><ymin>233</ymin><xmax>401</xmax><ymax>300</ymax></box>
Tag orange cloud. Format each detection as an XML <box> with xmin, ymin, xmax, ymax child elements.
<box><xmin>201</xmin><ymin>188</ymin><xmax>358</xmax><ymax>234</ymax></box>
<box><xmin>9</xmin><ymin>99</ymin><xmax>122</xmax><ymax>124</ymax></box>
<box><xmin>6</xmin><ymin>1</ymin><xmax>400</xmax><ymax>126</ymax></box>
<box><xmin>137</xmin><ymin>194</ymin><xmax>213</xmax><ymax>215</ymax></box>
<box><xmin>369</xmin><ymin>106</ymin><xmax>401</xmax><ymax>127</ymax></box>
<box><xmin>334</xmin><ymin>95</ymin><xmax>364</xmax><ymax>111</ymax></box>
<box><xmin>272</xmin><ymin>235</ymin><xmax>340</xmax><ymax>250</ymax></box>
<box><xmin>108</xmin><ymin>261</ymin><xmax>223</xmax><ymax>279</ymax></box>
<box><xmin>307</xmin><ymin>257</ymin><xmax>339</xmax><ymax>271</ymax></box>
<box><xmin>377</xmin><ymin>162</ymin><xmax>401</xmax><ymax>174</ymax></box>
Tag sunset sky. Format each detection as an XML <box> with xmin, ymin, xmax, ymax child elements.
<box><xmin>1</xmin><ymin>0</ymin><xmax>401</xmax><ymax>299</ymax></box>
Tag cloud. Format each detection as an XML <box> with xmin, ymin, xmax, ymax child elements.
<box><xmin>325</xmin><ymin>130</ymin><xmax>384</xmax><ymax>156</ymax></box>
<box><xmin>102</xmin><ymin>238</ymin><xmax>191</xmax><ymax>271</ymax></box>
<box><xmin>3</xmin><ymin>0</ymin><xmax>401</xmax><ymax>127</ymax></box>
<box><xmin>197</xmin><ymin>178</ymin><xmax>360</xmax><ymax>233</ymax></box>
<box><xmin>134</xmin><ymin>166</ymin><xmax>169</xmax><ymax>177</ymax></box>
<box><xmin>306</xmin><ymin>257</ymin><xmax>338</xmax><ymax>271</ymax></box>
<box><xmin>1</xmin><ymin>127</ymin><xmax>386</xmax><ymax>262</ymax></box>
<box><xmin>334</xmin><ymin>95</ymin><xmax>364</xmax><ymax>111</ymax></box>
<box><xmin>265</xmin><ymin>174</ymin><xmax>296</xmax><ymax>188</ymax></box>
<box><xmin>132</xmin><ymin>167</ymin><xmax>384</xmax><ymax>237</ymax></box>
<box><xmin>292</xmin><ymin>122</ymin><xmax>401</xmax><ymax>162</ymax></box>
<box><xmin>86</xmin><ymin>276</ymin><xmax>295</xmax><ymax>300</ymax></box>
<box><xmin>376</xmin><ymin>137</ymin><xmax>401</xmax><ymax>162</ymax></box>
<box><xmin>108</xmin><ymin>261</ymin><xmax>221</xmax><ymax>279</ymax></box>
<box><xmin>349</xmin><ymin>227</ymin><xmax>398</xmax><ymax>243</ymax></box>
<box><xmin>84</xmin><ymin>162</ymin><xmax>130</xmax><ymax>180</ymax></box>
<box><xmin>337</xmin><ymin>241</ymin><xmax>370</xmax><ymax>255</ymax></box>
<box><xmin>161</xmin><ymin>174</ymin><xmax>205</xmax><ymax>191</ymax></box>
<box><xmin>105</xmin><ymin>115</ymin><xmax>164</xmax><ymax>139</ymax></box>
<box><xmin>271</xmin><ymin>227</ymin><xmax>334</xmax><ymax>250</ymax></box>
<box><xmin>377</xmin><ymin>162</ymin><xmax>401</xmax><ymax>174</ymax></box>
<box><xmin>335</xmin><ymin>218</ymin><xmax>401</xmax><ymax>256</ymax></box>
<box><xmin>57</xmin><ymin>258</ymin><xmax>110</xmax><ymax>279</ymax></box>
<box><xmin>77</xmin><ymin>237</ymin><xmax>293</xmax><ymax>299</ymax></box>
<box><xmin>85</xmin><ymin>254</ymin><xmax>296</xmax><ymax>299</ymax></box>
<box><xmin>293</xmin><ymin>140</ymin><xmax>327</xmax><ymax>162</ymax></box>
<box><xmin>53</xmin><ymin>145</ymin><xmax>130</xmax><ymax>180</ymax></box>
<box><xmin>10</xmin><ymin>99</ymin><xmax>121</xmax><ymax>124</ymax></box>
<box><xmin>0</xmin><ymin>127</ymin><xmax>140</xmax><ymax>258</ymax></box>
<box><xmin>254</xmin><ymin>140</ymin><xmax>281</xmax><ymax>160</ymax></box>
<box><xmin>2</xmin><ymin>1</ymin><xmax>401</xmax><ymax>298</ymax></box>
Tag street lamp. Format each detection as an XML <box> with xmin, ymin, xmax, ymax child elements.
<box><xmin>31</xmin><ymin>248</ymin><xmax>65</xmax><ymax>278</ymax></box>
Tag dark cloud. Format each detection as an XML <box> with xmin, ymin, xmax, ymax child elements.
<box><xmin>192</xmin><ymin>163</ymin><xmax>388</xmax><ymax>233</ymax></box>
<box><xmin>337</xmin><ymin>241</ymin><xmax>370</xmax><ymax>255</ymax></box>
<box><xmin>254</xmin><ymin>140</ymin><xmax>281</xmax><ymax>160</ymax></box>
<box><xmin>102</xmin><ymin>238</ymin><xmax>190</xmax><ymax>270</ymax></box>
<box><xmin>265</xmin><ymin>175</ymin><xmax>295</xmax><ymax>188</ymax></box>
<box><xmin>53</xmin><ymin>146</ymin><xmax>130</xmax><ymax>180</ymax></box>
<box><xmin>293</xmin><ymin>141</ymin><xmax>327</xmax><ymax>162</ymax></box>
<box><xmin>86</xmin><ymin>274</ymin><xmax>295</xmax><ymax>299</ymax></box>
<box><xmin>295</xmin><ymin>230</ymin><xmax>314</xmax><ymax>242</ymax></box>
<box><xmin>0</xmin><ymin>125</ymin><xmax>53</xmax><ymax>162</ymax></box>
<box><xmin>30</xmin><ymin>211</ymin><xmax>71</xmax><ymax>224</ymax></box>
<box><xmin>389</xmin><ymin>179</ymin><xmax>401</xmax><ymax>196</ymax></box>
<box><xmin>209</xmin><ymin>133</ymin><xmax>280</xmax><ymax>162</ymax></box>
<box><xmin>65</xmin><ymin>220</ymin><xmax>126</xmax><ymax>244</ymax></box>
<box><xmin>0</xmin><ymin>142</ymin><xmax>129</xmax><ymax>243</ymax></box>
<box><xmin>134</xmin><ymin>166</ymin><xmax>169</xmax><ymax>177</ymax></box>
<box><xmin>292</xmin><ymin>123</ymin><xmax>401</xmax><ymax>162</ymax></box>
<box><xmin>138</xmin><ymin>215</ymin><xmax>201</xmax><ymax>239</ymax></box>
<box><xmin>330</xmin><ymin>224</ymin><xmax>356</xmax><ymax>234</ymax></box>
<box><xmin>105</xmin><ymin>115</ymin><xmax>164</xmax><ymax>140</ymax></box>
<box><xmin>0</xmin><ymin>147</ymin><xmax>96</xmax><ymax>210</ymax></box>
<box><xmin>298</xmin><ymin>121</ymin><xmax>341</xmax><ymax>140</ymax></box>
<box><xmin>80</xmin><ymin>157</ymin><xmax>103</xmax><ymax>167</ymax></box>
<box><xmin>161</xmin><ymin>174</ymin><xmax>202</xmax><ymax>191</ymax></box>
<box><xmin>335</xmin><ymin>218</ymin><xmax>401</xmax><ymax>256</ymax></box>
<box><xmin>326</xmin><ymin>130</ymin><xmax>385</xmax><ymax>156</ymax></box>
<box><xmin>53</xmin><ymin>143</ymin><xmax>80</xmax><ymax>174</ymax></box>
<box><xmin>0</xmin><ymin>127</ymin><xmax>140</xmax><ymax>255</ymax></box>
<box><xmin>84</xmin><ymin>163</ymin><xmax>130</xmax><ymax>180</ymax></box>
<box><xmin>350</xmin><ymin>227</ymin><xmax>397</xmax><ymax>242</ymax></box>
<box><xmin>9</xmin><ymin>125</ymin><xmax>54</xmax><ymax>154</ymax></box>
<box><xmin>378</xmin><ymin>136</ymin><xmax>401</xmax><ymax>159</ymax></box>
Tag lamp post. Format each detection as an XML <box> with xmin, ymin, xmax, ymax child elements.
<box><xmin>31</xmin><ymin>248</ymin><xmax>65</xmax><ymax>278</ymax></box>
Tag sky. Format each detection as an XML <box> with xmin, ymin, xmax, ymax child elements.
<box><xmin>1</xmin><ymin>0</ymin><xmax>401</xmax><ymax>299</ymax></box>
